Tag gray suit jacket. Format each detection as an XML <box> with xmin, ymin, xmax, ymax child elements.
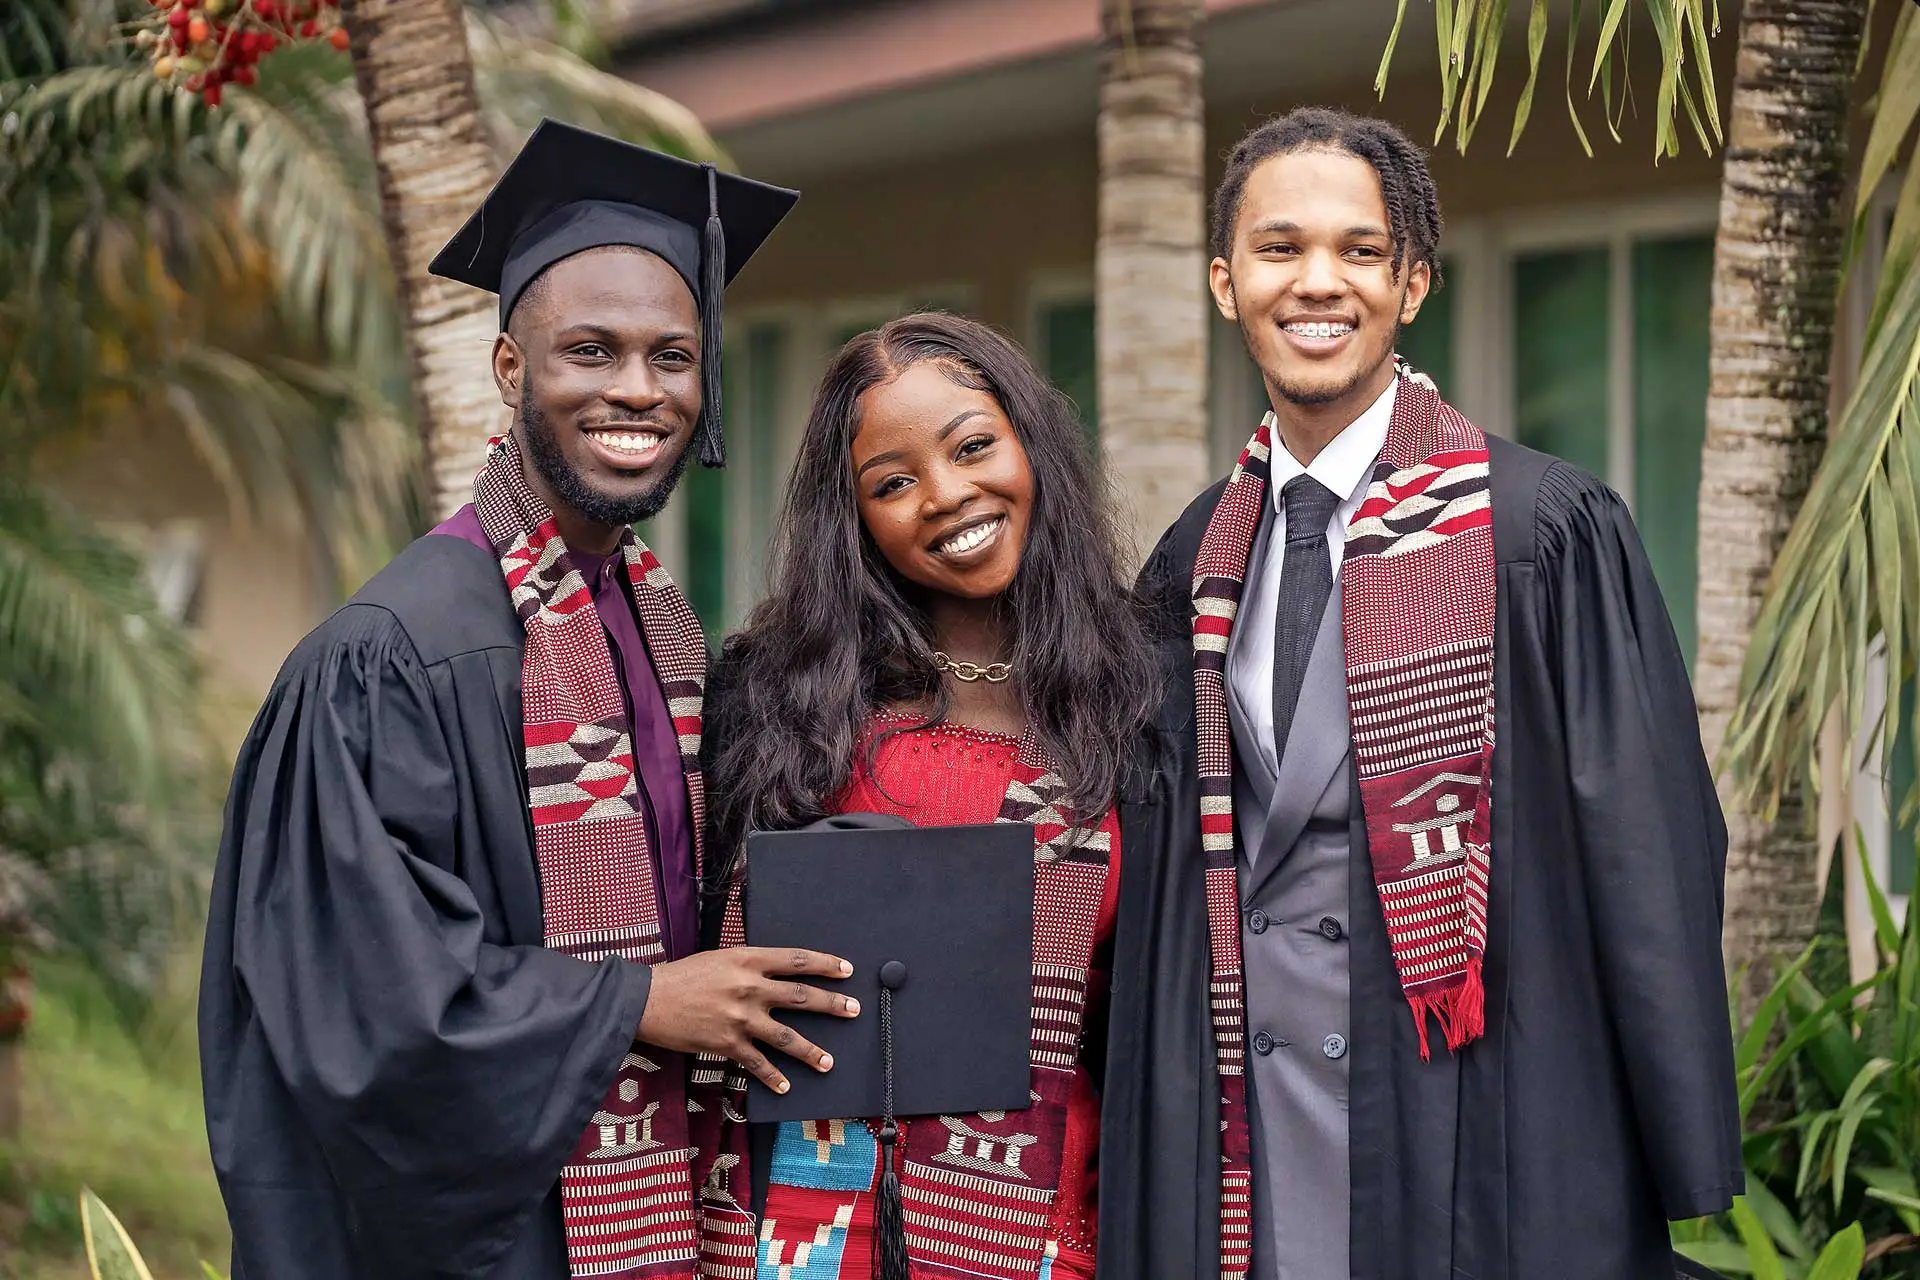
<box><xmin>1231</xmin><ymin>526</ymin><xmax>1357</xmax><ymax>1280</ymax></box>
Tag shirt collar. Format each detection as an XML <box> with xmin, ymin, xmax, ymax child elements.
<box><xmin>1264</xmin><ymin>376</ymin><xmax>1397</xmax><ymax>512</ymax></box>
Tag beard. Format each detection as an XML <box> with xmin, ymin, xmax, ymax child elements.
<box><xmin>1241</xmin><ymin>277</ymin><xmax>1409</xmax><ymax>410</ymax></box>
<box><xmin>518</xmin><ymin>385</ymin><xmax>692</xmax><ymax>528</ymax></box>
<box><xmin>1251</xmin><ymin>314</ymin><xmax>1403</xmax><ymax>408</ymax></box>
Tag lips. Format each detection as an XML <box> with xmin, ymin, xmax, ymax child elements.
<box><xmin>1283</xmin><ymin>320</ymin><xmax>1355</xmax><ymax>339</ymax></box>
<box><xmin>931</xmin><ymin>514</ymin><xmax>1005</xmax><ymax>558</ymax></box>
<box><xmin>1279</xmin><ymin>317</ymin><xmax>1357</xmax><ymax>356</ymax></box>
<box><xmin>583</xmin><ymin>425</ymin><xmax>665</xmax><ymax>469</ymax></box>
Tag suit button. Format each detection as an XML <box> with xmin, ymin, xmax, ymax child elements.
<box><xmin>1248</xmin><ymin>909</ymin><xmax>1270</xmax><ymax>934</ymax></box>
<box><xmin>1318</xmin><ymin>915</ymin><xmax>1344</xmax><ymax>941</ymax></box>
<box><xmin>1253</xmin><ymin>1031</ymin><xmax>1276</xmax><ymax>1056</ymax></box>
<box><xmin>1322</xmin><ymin>1033</ymin><xmax>1348</xmax><ymax>1060</ymax></box>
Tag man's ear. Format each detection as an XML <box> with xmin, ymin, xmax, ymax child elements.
<box><xmin>492</xmin><ymin>333</ymin><xmax>524</xmax><ymax>410</ymax></box>
<box><xmin>1398</xmin><ymin>257</ymin><xmax>1433</xmax><ymax>327</ymax></box>
<box><xmin>1208</xmin><ymin>257</ymin><xmax>1239</xmax><ymax>323</ymax></box>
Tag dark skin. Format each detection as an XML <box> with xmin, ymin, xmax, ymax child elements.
<box><xmin>493</xmin><ymin>246</ymin><xmax>856</xmax><ymax>1093</ymax></box>
<box><xmin>852</xmin><ymin>362</ymin><xmax>1037</xmax><ymax>736</ymax></box>
<box><xmin>493</xmin><ymin>247</ymin><xmax>701</xmax><ymax>553</ymax></box>
<box><xmin>1209</xmin><ymin>148</ymin><xmax>1431</xmax><ymax>466</ymax></box>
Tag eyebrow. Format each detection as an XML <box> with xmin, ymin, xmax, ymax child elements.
<box><xmin>1244</xmin><ymin>220</ymin><xmax>1390</xmax><ymax>241</ymax></box>
<box><xmin>854</xmin><ymin>409</ymin><xmax>993</xmax><ymax>478</ymax></box>
<box><xmin>554</xmin><ymin>323</ymin><xmax>699</xmax><ymax>345</ymax></box>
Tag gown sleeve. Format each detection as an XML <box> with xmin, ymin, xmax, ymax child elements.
<box><xmin>205</xmin><ymin>604</ymin><xmax>651</xmax><ymax>1275</ymax></box>
<box><xmin>1540</xmin><ymin>464</ymin><xmax>1743</xmax><ymax>1221</ymax></box>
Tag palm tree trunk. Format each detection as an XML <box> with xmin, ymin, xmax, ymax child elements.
<box><xmin>1697</xmin><ymin>0</ymin><xmax>1869</xmax><ymax>1005</ymax></box>
<box><xmin>341</xmin><ymin>0</ymin><xmax>503</xmax><ymax>518</ymax></box>
<box><xmin>1096</xmin><ymin>0</ymin><xmax>1209</xmax><ymax>563</ymax></box>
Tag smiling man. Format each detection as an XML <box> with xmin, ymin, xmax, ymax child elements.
<box><xmin>1100</xmin><ymin>108</ymin><xmax>1742</xmax><ymax>1280</ymax></box>
<box><xmin>200</xmin><ymin>122</ymin><xmax>859</xmax><ymax>1280</ymax></box>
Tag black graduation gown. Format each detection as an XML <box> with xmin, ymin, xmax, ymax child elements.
<box><xmin>1098</xmin><ymin>436</ymin><xmax>1742</xmax><ymax>1280</ymax></box>
<box><xmin>198</xmin><ymin>535</ymin><xmax>653</xmax><ymax>1280</ymax></box>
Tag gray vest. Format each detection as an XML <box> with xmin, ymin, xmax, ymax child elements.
<box><xmin>1229</xmin><ymin>523</ymin><xmax>1355</xmax><ymax>1280</ymax></box>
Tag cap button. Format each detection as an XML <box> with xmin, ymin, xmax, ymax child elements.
<box><xmin>879</xmin><ymin>960</ymin><xmax>909</xmax><ymax>990</ymax></box>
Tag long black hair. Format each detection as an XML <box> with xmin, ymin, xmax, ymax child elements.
<box><xmin>704</xmin><ymin>312</ymin><xmax>1156</xmax><ymax>884</ymax></box>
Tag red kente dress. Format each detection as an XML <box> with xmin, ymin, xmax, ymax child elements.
<box><xmin>754</xmin><ymin>715</ymin><xmax>1118</xmax><ymax>1280</ymax></box>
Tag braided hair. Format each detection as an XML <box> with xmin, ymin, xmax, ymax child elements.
<box><xmin>1210</xmin><ymin>107</ymin><xmax>1444</xmax><ymax>289</ymax></box>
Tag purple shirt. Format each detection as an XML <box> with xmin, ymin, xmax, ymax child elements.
<box><xmin>432</xmin><ymin>505</ymin><xmax>698</xmax><ymax>961</ymax></box>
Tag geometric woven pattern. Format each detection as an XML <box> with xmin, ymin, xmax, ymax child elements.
<box><xmin>1187</xmin><ymin>362</ymin><xmax>1497</xmax><ymax>1276</ymax></box>
<box><xmin>1341</xmin><ymin>367</ymin><xmax>1494</xmax><ymax>1055</ymax></box>
<box><xmin>472</xmin><ymin>433</ymin><xmax>750</xmax><ymax>1280</ymax></box>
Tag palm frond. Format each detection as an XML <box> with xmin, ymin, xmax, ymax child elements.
<box><xmin>1722</xmin><ymin>10</ymin><xmax>1920</xmax><ymax>822</ymax></box>
<box><xmin>467</xmin><ymin>12</ymin><xmax>727</xmax><ymax>163</ymax></box>
<box><xmin>0</xmin><ymin>484</ymin><xmax>193</xmax><ymax>780</ymax></box>
<box><xmin>1373</xmin><ymin>0</ymin><xmax>1722</xmax><ymax>159</ymax></box>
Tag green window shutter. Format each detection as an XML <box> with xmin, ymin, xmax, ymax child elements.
<box><xmin>1512</xmin><ymin>247</ymin><xmax>1612</xmax><ymax>480</ymax></box>
<box><xmin>682</xmin><ymin>433</ymin><xmax>728</xmax><ymax>636</ymax></box>
<box><xmin>1890</xmin><ymin>697</ymin><xmax>1918</xmax><ymax>897</ymax></box>
<box><xmin>1040</xmin><ymin>299</ymin><xmax>1098</xmax><ymax>444</ymax></box>
<box><xmin>1631</xmin><ymin>235</ymin><xmax>1714</xmax><ymax>668</ymax></box>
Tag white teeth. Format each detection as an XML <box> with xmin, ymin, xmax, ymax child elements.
<box><xmin>592</xmin><ymin>430</ymin><xmax>662</xmax><ymax>456</ymax></box>
<box><xmin>1285</xmin><ymin>321</ymin><xmax>1354</xmax><ymax>339</ymax></box>
<box><xmin>937</xmin><ymin>517</ymin><xmax>1002</xmax><ymax>555</ymax></box>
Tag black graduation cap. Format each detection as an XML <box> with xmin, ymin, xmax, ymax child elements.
<box><xmin>743</xmin><ymin>816</ymin><xmax>1035</xmax><ymax>1124</ymax></box>
<box><xmin>427</xmin><ymin>119</ymin><xmax>799</xmax><ymax>467</ymax></box>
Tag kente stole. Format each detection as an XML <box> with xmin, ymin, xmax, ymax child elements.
<box><xmin>474</xmin><ymin>434</ymin><xmax>754</xmax><ymax>1280</ymax></box>
<box><xmin>752</xmin><ymin>723</ymin><xmax>1114</xmax><ymax>1280</ymax></box>
<box><xmin>1188</xmin><ymin>364</ymin><xmax>1496</xmax><ymax>1278</ymax></box>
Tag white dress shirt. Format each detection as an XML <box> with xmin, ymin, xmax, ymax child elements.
<box><xmin>1226</xmin><ymin>379</ymin><xmax>1397</xmax><ymax>788</ymax></box>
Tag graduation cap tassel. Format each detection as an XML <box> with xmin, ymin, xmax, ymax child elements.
<box><xmin>873</xmin><ymin>968</ymin><xmax>911</xmax><ymax>1280</ymax></box>
<box><xmin>698</xmin><ymin>163</ymin><xmax>727</xmax><ymax>468</ymax></box>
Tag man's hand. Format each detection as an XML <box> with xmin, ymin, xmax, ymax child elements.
<box><xmin>637</xmin><ymin>948</ymin><xmax>860</xmax><ymax>1094</ymax></box>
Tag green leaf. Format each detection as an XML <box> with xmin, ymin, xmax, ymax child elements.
<box><xmin>1731</xmin><ymin>1196</ymin><xmax>1788</xmax><ymax>1280</ymax></box>
<box><xmin>1589</xmin><ymin>0</ymin><xmax>1631</xmax><ymax>93</ymax></box>
<box><xmin>1675</xmin><ymin>1239</ymin><xmax>1758</xmax><ymax>1275</ymax></box>
<box><xmin>1744</xmin><ymin>1175</ymin><xmax>1814</xmax><ymax>1261</ymax></box>
<box><xmin>1860</xmin><ymin>837</ymin><xmax>1901</xmax><ymax>960</ymax></box>
<box><xmin>1738</xmin><ymin>944</ymin><xmax>1815</xmax><ymax>1076</ymax></box>
<box><xmin>1830</xmin><ymin>1057</ymin><xmax>1895</xmax><ymax>1212</ymax></box>
<box><xmin>1797</xmin><ymin>1110</ymin><xmax>1834</xmax><ymax>1199</ymax></box>
<box><xmin>1508</xmin><ymin>0</ymin><xmax>1550</xmax><ymax>155</ymax></box>
<box><xmin>1865</xmin><ymin>1184</ymin><xmax>1920</xmax><ymax>1212</ymax></box>
<box><xmin>1856</xmin><ymin>2</ymin><xmax>1920</xmax><ymax>224</ymax></box>
<box><xmin>79</xmin><ymin>1189</ymin><xmax>157</xmax><ymax>1280</ymax></box>
<box><xmin>1805</xmin><ymin>1223</ymin><xmax>1865</xmax><ymax>1280</ymax></box>
<box><xmin>1742</xmin><ymin>973</ymin><xmax>1884</xmax><ymax>1119</ymax></box>
<box><xmin>1562</xmin><ymin>0</ymin><xmax>1595</xmax><ymax>156</ymax></box>
<box><xmin>1376</xmin><ymin>0</ymin><xmax>1412</xmax><ymax>97</ymax></box>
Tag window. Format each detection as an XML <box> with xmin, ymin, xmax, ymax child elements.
<box><xmin>1035</xmin><ymin>297</ymin><xmax>1098</xmax><ymax>442</ymax></box>
<box><xmin>673</xmin><ymin>318</ymin><xmax>790</xmax><ymax>638</ymax></box>
<box><xmin>1504</xmin><ymin>230</ymin><xmax>1714</xmax><ymax>663</ymax></box>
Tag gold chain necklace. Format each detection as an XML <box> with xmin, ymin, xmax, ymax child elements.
<box><xmin>932</xmin><ymin>651</ymin><xmax>1014</xmax><ymax>684</ymax></box>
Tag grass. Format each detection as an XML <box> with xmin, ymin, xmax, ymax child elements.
<box><xmin>0</xmin><ymin>956</ymin><xmax>228</xmax><ymax>1280</ymax></box>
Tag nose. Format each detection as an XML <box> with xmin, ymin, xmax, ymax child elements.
<box><xmin>917</xmin><ymin>461</ymin><xmax>978</xmax><ymax>521</ymax></box>
<box><xmin>1294</xmin><ymin>245</ymin><xmax>1347</xmax><ymax>302</ymax></box>
<box><xmin>600</xmin><ymin>355</ymin><xmax>669</xmax><ymax>412</ymax></box>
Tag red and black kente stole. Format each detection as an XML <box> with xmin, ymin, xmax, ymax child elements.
<box><xmin>474</xmin><ymin>434</ymin><xmax>754</xmax><ymax>1279</ymax></box>
<box><xmin>1188</xmin><ymin>362</ymin><xmax>1496</xmax><ymax>1278</ymax></box>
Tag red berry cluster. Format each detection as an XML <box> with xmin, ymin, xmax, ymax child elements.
<box><xmin>135</xmin><ymin>0</ymin><xmax>348</xmax><ymax>107</ymax></box>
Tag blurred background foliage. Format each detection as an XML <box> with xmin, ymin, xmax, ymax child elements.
<box><xmin>0</xmin><ymin>0</ymin><xmax>718</xmax><ymax>1270</ymax></box>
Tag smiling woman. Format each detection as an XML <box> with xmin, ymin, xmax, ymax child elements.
<box><xmin>702</xmin><ymin>312</ymin><xmax>1158</xmax><ymax>1280</ymax></box>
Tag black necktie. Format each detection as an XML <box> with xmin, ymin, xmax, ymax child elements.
<box><xmin>1270</xmin><ymin>475</ymin><xmax>1342</xmax><ymax>760</ymax></box>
